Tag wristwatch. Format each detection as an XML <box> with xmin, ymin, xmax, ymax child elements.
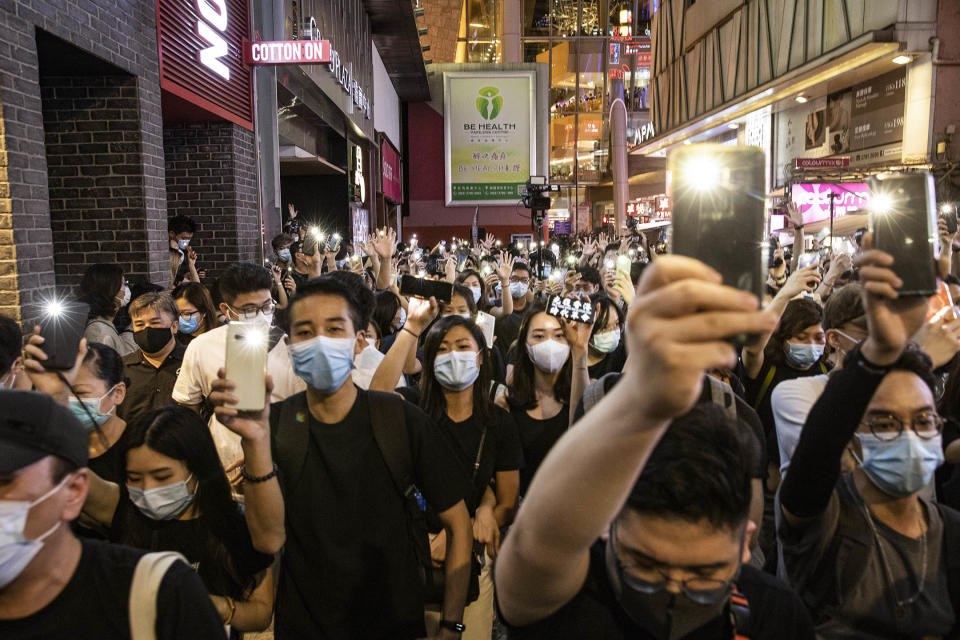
<box><xmin>439</xmin><ymin>620</ymin><xmax>466</xmax><ymax>634</ymax></box>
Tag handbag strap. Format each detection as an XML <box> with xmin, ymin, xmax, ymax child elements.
<box><xmin>471</xmin><ymin>427</ymin><xmax>488</xmax><ymax>482</ymax></box>
<box><xmin>128</xmin><ymin>551</ymin><xmax>189</xmax><ymax>640</ymax></box>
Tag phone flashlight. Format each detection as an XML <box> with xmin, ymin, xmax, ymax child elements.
<box><xmin>870</xmin><ymin>193</ymin><xmax>895</xmax><ymax>216</ymax></box>
<box><xmin>45</xmin><ymin>300</ymin><xmax>64</xmax><ymax>318</ymax></box>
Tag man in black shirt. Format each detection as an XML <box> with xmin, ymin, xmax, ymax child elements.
<box><xmin>211</xmin><ymin>275</ymin><xmax>474</xmax><ymax>639</ymax></box>
<box><xmin>494</xmin><ymin>261</ymin><xmax>532</xmax><ymax>359</ymax></box>
<box><xmin>119</xmin><ymin>292</ymin><xmax>185</xmax><ymax>425</ymax></box>
<box><xmin>495</xmin><ymin>256</ymin><xmax>813</xmax><ymax>639</ymax></box>
<box><xmin>0</xmin><ymin>391</ymin><xmax>222</xmax><ymax>639</ymax></box>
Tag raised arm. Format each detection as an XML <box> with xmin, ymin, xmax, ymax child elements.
<box><xmin>495</xmin><ymin>256</ymin><xmax>776</xmax><ymax>626</ymax></box>
<box><xmin>368</xmin><ymin>297</ymin><xmax>436</xmax><ymax>392</ymax></box>
<box><xmin>563</xmin><ymin>309</ymin><xmax>596</xmax><ymax>427</ymax></box>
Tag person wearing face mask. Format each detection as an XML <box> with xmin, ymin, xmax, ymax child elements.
<box><xmin>79</xmin><ymin>263</ymin><xmax>138</xmax><ymax>357</ymax></box>
<box><xmin>0</xmin><ymin>390</ymin><xmax>225</xmax><ymax>638</ymax></box>
<box><xmin>772</xmin><ymin>284</ymin><xmax>869</xmax><ymax>478</ymax></box>
<box><xmin>440</xmin><ymin>284</ymin><xmax>479</xmax><ymax>320</ymax></box>
<box><xmin>495</xmin><ymin>256</ymin><xmax>812</xmax><ymax>640</ymax></box>
<box><xmin>0</xmin><ymin>315</ymin><xmax>25</xmax><ymax>391</ymax></box>
<box><xmin>496</xmin><ymin>303</ymin><xmax>594</xmax><ymax>496</ymax></box>
<box><xmin>173</xmin><ymin>262</ymin><xmax>305</xmax><ymax>470</ymax></box>
<box><xmin>410</xmin><ymin>316</ymin><xmax>523</xmax><ymax>640</ymax></box>
<box><xmin>116</xmin><ymin>292</ymin><xmax>184</xmax><ymax>427</ymax></box>
<box><xmin>168</xmin><ymin>214</ymin><xmax>198</xmax><ymax>286</ymax></box>
<box><xmin>208</xmin><ymin>275</ymin><xmax>475</xmax><ymax>640</ymax></box>
<box><xmin>77</xmin><ymin>406</ymin><xmax>276</xmax><ymax>636</ymax></box>
<box><xmin>494</xmin><ymin>262</ymin><xmax>533</xmax><ymax>363</ymax></box>
<box><xmin>173</xmin><ymin>282</ymin><xmax>222</xmax><ymax>345</ymax></box>
<box><xmin>778</xmin><ymin>248</ymin><xmax>960</xmax><ymax>638</ymax></box>
<box><xmin>586</xmin><ymin>295</ymin><xmax>627</xmax><ymax>381</ymax></box>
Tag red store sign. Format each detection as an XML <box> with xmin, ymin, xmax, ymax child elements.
<box><xmin>244</xmin><ymin>40</ymin><xmax>331</xmax><ymax>65</ymax></box>
<box><xmin>381</xmin><ymin>138</ymin><xmax>403</xmax><ymax>203</ymax></box>
<box><xmin>157</xmin><ymin>0</ymin><xmax>253</xmax><ymax>130</ymax></box>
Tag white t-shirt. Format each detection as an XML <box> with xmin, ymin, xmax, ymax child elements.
<box><xmin>172</xmin><ymin>323</ymin><xmax>305</xmax><ymax>467</ymax></box>
<box><xmin>772</xmin><ymin>374</ymin><xmax>828</xmax><ymax>476</ymax></box>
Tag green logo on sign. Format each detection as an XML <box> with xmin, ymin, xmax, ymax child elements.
<box><xmin>476</xmin><ymin>86</ymin><xmax>503</xmax><ymax>120</ymax></box>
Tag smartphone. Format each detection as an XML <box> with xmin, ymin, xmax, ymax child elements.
<box><xmin>546</xmin><ymin>295</ymin><xmax>596</xmax><ymax>324</ymax></box>
<box><xmin>616</xmin><ymin>255</ymin><xmax>631</xmax><ymax>280</ymax></box>
<box><xmin>475</xmin><ymin>311</ymin><xmax>496</xmax><ymax>349</ymax></box>
<box><xmin>868</xmin><ymin>172</ymin><xmax>938</xmax><ymax>296</ymax></box>
<box><xmin>37</xmin><ymin>300</ymin><xmax>90</xmax><ymax>370</ymax></box>
<box><xmin>327</xmin><ymin>234</ymin><xmax>342</xmax><ymax>254</ymax></box>
<box><xmin>399</xmin><ymin>276</ymin><xmax>454</xmax><ymax>303</ymax></box>
<box><xmin>942</xmin><ymin>208</ymin><xmax>958</xmax><ymax>235</ymax></box>
<box><xmin>798</xmin><ymin>252</ymin><xmax>820</xmax><ymax>270</ymax></box>
<box><xmin>225</xmin><ymin>322</ymin><xmax>267</xmax><ymax>412</ymax></box>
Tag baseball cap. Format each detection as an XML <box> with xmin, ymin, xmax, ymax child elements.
<box><xmin>0</xmin><ymin>391</ymin><xmax>89</xmax><ymax>472</ymax></box>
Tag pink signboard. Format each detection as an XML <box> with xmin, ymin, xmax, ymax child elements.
<box><xmin>791</xmin><ymin>183</ymin><xmax>869</xmax><ymax>225</ymax></box>
<box><xmin>381</xmin><ymin>138</ymin><xmax>403</xmax><ymax>203</ymax></box>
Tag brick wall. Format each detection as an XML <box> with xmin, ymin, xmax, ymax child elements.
<box><xmin>0</xmin><ymin>1</ymin><xmax>168</xmax><ymax>325</ymax></box>
<box><xmin>41</xmin><ymin>75</ymin><xmax>155</xmax><ymax>289</ymax></box>
<box><xmin>164</xmin><ymin>123</ymin><xmax>261</xmax><ymax>278</ymax></box>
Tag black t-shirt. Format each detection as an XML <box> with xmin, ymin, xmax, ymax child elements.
<box><xmin>502</xmin><ymin>542</ymin><xmax>815</xmax><ymax>639</ymax></box>
<box><xmin>587</xmin><ymin>343</ymin><xmax>627</xmax><ymax>380</ymax></box>
<box><xmin>494</xmin><ymin>308</ymin><xmax>526</xmax><ymax>359</ymax></box>
<box><xmin>436</xmin><ymin>405</ymin><xmax>524</xmax><ymax>513</ymax></box>
<box><xmin>109</xmin><ymin>501</ymin><xmax>273</xmax><ymax>600</ymax></box>
<box><xmin>510</xmin><ymin>404</ymin><xmax>569</xmax><ymax>496</ymax></box>
<box><xmin>119</xmin><ymin>343</ymin><xmax>186</xmax><ymax>426</ymax></box>
<box><xmin>269</xmin><ymin>390</ymin><xmax>470</xmax><ymax>640</ymax></box>
<box><xmin>88</xmin><ymin>438</ymin><xmax>126</xmax><ymax>485</ymax></box>
<box><xmin>0</xmin><ymin>538</ymin><xmax>223</xmax><ymax>639</ymax></box>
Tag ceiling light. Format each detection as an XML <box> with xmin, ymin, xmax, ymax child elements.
<box><xmin>892</xmin><ymin>54</ymin><xmax>912</xmax><ymax>65</ymax></box>
<box><xmin>795</xmin><ymin>95</ymin><xmax>808</xmax><ymax>103</ymax></box>
<box><xmin>727</xmin><ymin>122</ymin><xmax>739</xmax><ymax>129</ymax></box>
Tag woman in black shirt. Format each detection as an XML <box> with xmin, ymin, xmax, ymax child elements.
<box><xmin>418</xmin><ymin>315</ymin><xmax>523</xmax><ymax>640</ymax></box>
<box><xmin>81</xmin><ymin>406</ymin><xmax>275</xmax><ymax>636</ymax></box>
<box><xmin>585</xmin><ymin>295</ymin><xmax>626</xmax><ymax>381</ymax></box>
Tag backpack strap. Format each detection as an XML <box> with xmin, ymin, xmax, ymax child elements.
<box><xmin>706</xmin><ymin>375</ymin><xmax>738</xmax><ymax>421</ymax></box>
<box><xmin>751</xmin><ymin>366</ymin><xmax>777</xmax><ymax>411</ymax></box>
<box><xmin>936</xmin><ymin>502</ymin><xmax>960</xmax><ymax>633</ymax></box>
<box><xmin>128</xmin><ymin>551</ymin><xmax>189</xmax><ymax>640</ymax></box>
<box><xmin>273</xmin><ymin>392</ymin><xmax>311</xmax><ymax>494</ymax></box>
<box><xmin>729</xmin><ymin>585</ymin><xmax>751</xmax><ymax>640</ymax></box>
<box><xmin>367</xmin><ymin>391</ymin><xmax>415</xmax><ymax>499</ymax></box>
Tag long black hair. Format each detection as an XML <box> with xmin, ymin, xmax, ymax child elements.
<box><xmin>764</xmin><ymin>297</ymin><xmax>825</xmax><ymax>367</ymax></box>
<box><xmin>115</xmin><ymin>406</ymin><xmax>260</xmax><ymax>599</ymax></box>
<box><xmin>78</xmin><ymin>263</ymin><xmax>124</xmax><ymax>320</ymax></box>
<box><xmin>507</xmin><ymin>302</ymin><xmax>572</xmax><ymax>411</ymax></box>
<box><xmin>80</xmin><ymin>342</ymin><xmax>127</xmax><ymax>466</ymax></box>
<box><xmin>590</xmin><ymin>294</ymin><xmax>625</xmax><ymax>340</ymax></box>
<box><xmin>419</xmin><ymin>316</ymin><xmax>493</xmax><ymax>426</ymax></box>
<box><xmin>373</xmin><ymin>290</ymin><xmax>401</xmax><ymax>337</ymax></box>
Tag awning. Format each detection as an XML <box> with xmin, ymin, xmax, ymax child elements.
<box><xmin>364</xmin><ymin>0</ymin><xmax>430</xmax><ymax>101</ymax></box>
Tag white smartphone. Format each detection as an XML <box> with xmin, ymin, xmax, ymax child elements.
<box><xmin>475</xmin><ymin>311</ymin><xmax>496</xmax><ymax>349</ymax></box>
<box><xmin>225</xmin><ymin>322</ymin><xmax>267</xmax><ymax>412</ymax></box>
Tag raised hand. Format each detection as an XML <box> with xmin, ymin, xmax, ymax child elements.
<box><xmin>777</xmin><ymin>264</ymin><xmax>821</xmax><ymax>300</ymax></box>
<box><xmin>406</xmin><ymin>296</ymin><xmax>439</xmax><ymax>336</ymax></box>
<box><xmin>373</xmin><ymin>227</ymin><xmax>397</xmax><ymax>259</ymax></box>
<box><xmin>288</xmin><ymin>203</ymin><xmax>298</xmax><ymax>219</ymax></box>
<box><xmin>22</xmin><ymin>327</ymin><xmax>87</xmax><ymax>405</ymax></box>
<box><xmin>785</xmin><ymin>202</ymin><xmax>803</xmax><ymax>228</ymax></box>
<box><xmin>496</xmin><ymin>254</ymin><xmax>515</xmax><ymax>283</ymax></box>
<box><xmin>561</xmin><ymin>305</ymin><xmax>597</xmax><ymax>356</ymax></box>
<box><xmin>209</xmin><ymin>368</ymin><xmax>274</xmax><ymax>443</ymax></box>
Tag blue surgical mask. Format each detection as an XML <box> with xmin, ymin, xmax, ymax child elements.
<box><xmin>177</xmin><ymin>238</ymin><xmax>190</xmax><ymax>251</ymax></box>
<box><xmin>786</xmin><ymin>342</ymin><xmax>824</xmax><ymax>369</ymax></box>
<box><xmin>278</xmin><ymin>248</ymin><xmax>292</xmax><ymax>263</ymax></box>
<box><xmin>68</xmin><ymin>387</ymin><xmax>116</xmax><ymax>432</ymax></box>
<box><xmin>591</xmin><ymin>329</ymin><xmax>621</xmax><ymax>354</ymax></box>
<box><xmin>288</xmin><ymin>335</ymin><xmax>356</xmax><ymax>393</ymax></box>
<box><xmin>856</xmin><ymin>432</ymin><xmax>944</xmax><ymax>498</ymax></box>
<box><xmin>509</xmin><ymin>282</ymin><xmax>529</xmax><ymax>298</ymax></box>
<box><xmin>434</xmin><ymin>350</ymin><xmax>480</xmax><ymax>391</ymax></box>
<box><xmin>468</xmin><ymin>286</ymin><xmax>482</xmax><ymax>303</ymax></box>
<box><xmin>178</xmin><ymin>315</ymin><xmax>199</xmax><ymax>334</ymax></box>
<box><xmin>128</xmin><ymin>475</ymin><xmax>195</xmax><ymax>521</ymax></box>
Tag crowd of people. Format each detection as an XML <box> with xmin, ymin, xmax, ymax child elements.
<box><xmin>2</xmin><ymin>203</ymin><xmax>960</xmax><ymax>640</ymax></box>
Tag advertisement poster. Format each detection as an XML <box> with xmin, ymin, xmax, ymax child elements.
<box><xmin>826</xmin><ymin>89</ymin><xmax>852</xmax><ymax>154</ymax></box>
<box><xmin>850</xmin><ymin>68</ymin><xmax>906</xmax><ymax>151</ymax></box>
<box><xmin>805</xmin><ymin>109</ymin><xmax>825</xmax><ymax>150</ymax></box>
<box><xmin>380</xmin><ymin>138</ymin><xmax>402</xmax><ymax>203</ymax></box>
<box><xmin>445</xmin><ymin>71</ymin><xmax>536</xmax><ymax>206</ymax></box>
<box><xmin>790</xmin><ymin>183</ymin><xmax>869</xmax><ymax>225</ymax></box>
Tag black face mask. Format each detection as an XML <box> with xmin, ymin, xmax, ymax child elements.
<box><xmin>134</xmin><ymin>326</ymin><xmax>173</xmax><ymax>354</ymax></box>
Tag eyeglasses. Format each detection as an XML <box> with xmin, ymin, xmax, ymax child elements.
<box><xmin>509</xmin><ymin>276</ymin><xmax>529</xmax><ymax>284</ymax></box>
<box><xmin>860</xmin><ymin>411</ymin><xmax>944</xmax><ymax>442</ymax></box>
<box><xmin>228</xmin><ymin>300</ymin><xmax>275</xmax><ymax>321</ymax></box>
<box><xmin>180</xmin><ymin>310</ymin><xmax>201</xmax><ymax>320</ymax></box>
<box><xmin>610</xmin><ymin>521</ymin><xmax>738</xmax><ymax>605</ymax></box>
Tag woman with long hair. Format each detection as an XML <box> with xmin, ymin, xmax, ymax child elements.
<box><xmin>79</xmin><ymin>263</ymin><xmax>137</xmax><ymax>356</ymax></box>
<box><xmin>417</xmin><ymin>316</ymin><xmax>522</xmax><ymax>640</ymax></box>
<box><xmin>81</xmin><ymin>407</ymin><xmax>275</xmax><ymax>635</ymax></box>
<box><xmin>585</xmin><ymin>294</ymin><xmax>626</xmax><ymax>380</ymax></box>
<box><xmin>173</xmin><ymin>282</ymin><xmax>222</xmax><ymax>345</ymax></box>
<box><xmin>497</xmin><ymin>302</ymin><xmax>593</xmax><ymax>495</ymax></box>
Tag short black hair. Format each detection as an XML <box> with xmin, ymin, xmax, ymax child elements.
<box><xmin>168</xmin><ymin>215</ymin><xmax>196</xmax><ymax>235</ymax></box>
<box><xmin>0</xmin><ymin>314</ymin><xmax>20</xmax><ymax>376</ymax></box>
<box><xmin>512</xmin><ymin>261</ymin><xmax>530</xmax><ymax>276</ymax></box>
<box><xmin>217</xmin><ymin>263</ymin><xmax>273</xmax><ymax>304</ymax></box>
<box><xmin>625</xmin><ymin>403</ymin><xmax>751</xmax><ymax>532</ymax></box>
<box><xmin>272</xmin><ymin>233</ymin><xmax>295</xmax><ymax>252</ymax></box>
<box><xmin>288</xmin><ymin>274</ymin><xmax>372</xmax><ymax>334</ymax></box>
<box><xmin>577</xmin><ymin>266</ymin><xmax>602</xmax><ymax>287</ymax></box>
<box><xmin>325</xmin><ymin>271</ymin><xmax>375</xmax><ymax>328</ymax></box>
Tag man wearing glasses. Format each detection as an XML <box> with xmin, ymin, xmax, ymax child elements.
<box><xmin>778</xmin><ymin>249</ymin><xmax>960</xmax><ymax>638</ymax></box>
<box><xmin>495</xmin><ymin>255</ymin><xmax>813</xmax><ymax>639</ymax></box>
<box><xmin>173</xmin><ymin>263</ymin><xmax>304</xmax><ymax>471</ymax></box>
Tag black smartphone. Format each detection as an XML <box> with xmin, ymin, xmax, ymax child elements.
<box><xmin>942</xmin><ymin>208</ymin><xmax>958</xmax><ymax>235</ymax></box>
<box><xmin>399</xmin><ymin>276</ymin><xmax>453</xmax><ymax>303</ymax></box>
<box><xmin>669</xmin><ymin>145</ymin><xmax>765</xmax><ymax>344</ymax></box>
<box><xmin>868</xmin><ymin>172</ymin><xmax>938</xmax><ymax>296</ymax></box>
<box><xmin>37</xmin><ymin>300</ymin><xmax>90</xmax><ymax>370</ymax></box>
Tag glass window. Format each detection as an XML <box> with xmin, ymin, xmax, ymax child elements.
<box><xmin>552</xmin><ymin>0</ymin><xmax>578</xmax><ymax>37</ymax></box>
<box><xmin>465</xmin><ymin>0</ymin><xmax>501</xmax><ymax>62</ymax></box>
<box><xmin>608</xmin><ymin>0</ymin><xmax>634</xmax><ymax>37</ymax></box>
<box><xmin>549</xmin><ymin>41</ymin><xmax>577</xmax><ymax>117</ymax></box>
<box><xmin>550</xmin><ymin>117</ymin><xmax>576</xmax><ymax>183</ymax></box>
<box><xmin>524</xmin><ymin>41</ymin><xmax>550</xmax><ymax>63</ymax></box>
<box><xmin>577</xmin><ymin>115</ymin><xmax>604</xmax><ymax>183</ymax></box>
<box><xmin>581</xmin><ymin>0</ymin><xmax>603</xmax><ymax>36</ymax></box>
<box><xmin>523</xmin><ymin>0</ymin><xmax>550</xmax><ymax>36</ymax></box>
<box><xmin>577</xmin><ymin>40</ymin><xmax>605</xmax><ymax>113</ymax></box>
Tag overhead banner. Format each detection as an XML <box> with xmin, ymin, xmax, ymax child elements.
<box><xmin>791</xmin><ymin>183</ymin><xmax>869</xmax><ymax>225</ymax></box>
<box><xmin>444</xmin><ymin>71</ymin><xmax>536</xmax><ymax>206</ymax></box>
<box><xmin>849</xmin><ymin>68</ymin><xmax>906</xmax><ymax>152</ymax></box>
<box><xmin>380</xmin><ymin>138</ymin><xmax>402</xmax><ymax>203</ymax></box>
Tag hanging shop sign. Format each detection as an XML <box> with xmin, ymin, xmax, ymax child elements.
<box><xmin>156</xmin><ymin>0</ymin><xmax>253</xmax><ymax>130</ymax></box>
<box><xmin>444</xmin><ymin>71</ymin><xmax>537</xmax><ymax>206</ymax></box>
<box><xmin>795</xmin><ymin>157</ymin><xmax>850</xmax><ymax>169</ymax></box>
<box><xmin>790</xmin><ymin>182</ymin><xmax>869</xmax><ymax>225</ymax></box>
<box><xmin>350</xmin><ymin>144</ymin><xmax>367</xmax><ymax>204</ymax></box>
<box><xmin>326</xmin><ymin>42</ymin><xmax>371</xmax><ymax>119</ymax></box>
<box><xmin>244</xmin><ymin>40</ymin><xmax>331</xmax><ymax>65</ymax></box>
<box><xmin>849</xmin><ymin>68</ymin><xmax>906</xmax><ymax>152</ymax></box>
<box><xmin>380</xmin><ymin>138</ymin><xmax>403</xmax><ymax>203</ymax></box>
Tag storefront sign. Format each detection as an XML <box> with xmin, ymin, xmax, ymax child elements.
<box><xmin>444</xmin><ymin>71</ymin><xmax>536</xmax><ymax>206</ymax></box>
<box><xmin>552</xmin><ymin>220</ymin><xmax>572</xmax><ymax>234</ymax></box>
<box><xmin>350</xmin><ymin>144</ymin><xmax>366</xmax><ymax>203</ymax></box>
<box><xmin>850</xmin><ymin>68</ymin><xmax>906</xmax><ymax>151</ymax></box>
<box><xmin>795</xmin><ymin>157</ymin><xmax>850</xmax><ymax>169</ymax></box>
<box><xmin>157</xmin><ymin>0</ymin><xmax>253</xmax><ymax>130</ymax></box>
<box><xmin>791</xmin><ymin>183</ymin><xmax>869</xmax><ymax>225</ymax></box>
<box><xmin>327</xmin><ymin>45</ymin><xmax>370</xmax><ymax>119</ymax></box>
<box><xmin>381</xmin><ymin>138</ymin><xmax>402</xmax><ymax>203</ymax></box>
<box><xmin>629</xmin><ymin>120</ymin><xmax>655</xmax><ymax>147</ymax></box>
<box><xmin>244</xmin><ymin>40</ymin><xmax>331</xmax><ymax>65</ymax></box>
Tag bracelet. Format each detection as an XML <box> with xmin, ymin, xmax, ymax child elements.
<box><xmin>223</xmin><ymin>596</ymin><xmax>236</xmax><ymax>626</ymax></box>
<box><xmin>240</xmin><ymin>463</ymin><xmax>278</xmax><ymax>484</ymax></box>
<box><xmin>439</xmin><ymin>620</ymin><xmax>466</xmax><ymax>634</ymax></box>
<box><xmin>402</xmin><ymin>327</ymin><xmax>421</xmax><ymax>339</ymax></box>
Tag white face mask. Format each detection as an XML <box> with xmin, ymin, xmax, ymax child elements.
<box><xmin>0</xmin><ymin>476</ymin><xmax>69</xmax><ymax>588</ymax></box>
<box><xmin>468</xmin><ymin>286</ymin><xmax>482</xmax><ymax>303</ymax></box>
<box><xmin>394</xmin><ymin>307</ymin><xmax>407</xmax><ymax>331</ymax></box>
<box><xmin>591</xmin><ymin>329</ymin><xmax>621</xmax><ymax>354</ymax></box>
<box><xmin>527</xmin><ymin>339</ymin><xmax>570</xmax><ymax>373</ymax></box>
<box><xmin>118</xmin><ymin>285</ymin><xmax>131</xmax><ymax>308</ymax></box>
<box><xmin>433</xmin><ymin>350</ymin><xmax>480</xmax><ymax>391</ymax></box>
<box><xmin>127</xmin><ymin>475</ymin><xmax>195</xmax><ymax>521</ymax></box>
<box><xmin>256</xmin><ymin>311</ymin><xmax>274</xmax><ymax>327</ymax></box>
